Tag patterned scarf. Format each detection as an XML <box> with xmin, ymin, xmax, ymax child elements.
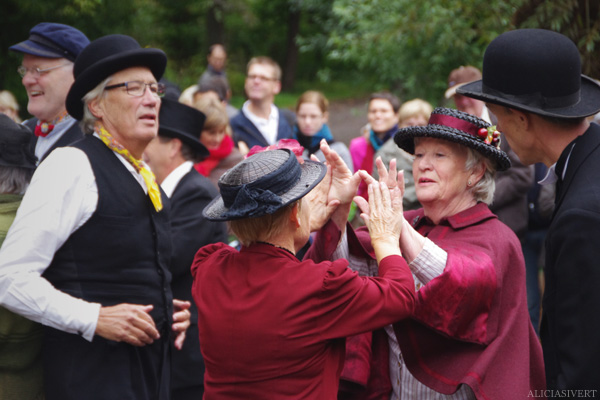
<box><xmin>95</xmin><ymin>126</ymin><xmax>163</xmax><ymax>212</ymax></box>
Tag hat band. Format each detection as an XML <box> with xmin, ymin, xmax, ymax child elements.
<box><xmin>428</xmin><ymin>113</ymin><xmax>481</xmax><ymax>138</ymax></box>
<box><xmin>482</xmin><ymin>83</ymin><xmax>581</xmax><ymax>110</ymax></box>
<box><xmin>29</xmin><ymin>33</ymin><xmax>75</xmax><ymax>61</ymax></box>
<box><xmin>219</xmin><ymin>151</ymin><xmax>301</xmax><ymax>218</ymax></box>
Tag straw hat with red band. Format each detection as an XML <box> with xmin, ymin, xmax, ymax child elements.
<box><xmin>394</xmin><ymin>107</ymin><xmax>511</xmax><ymax>171</ymax></box>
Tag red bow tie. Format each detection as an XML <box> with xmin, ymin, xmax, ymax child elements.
<box><xmin>34</xmin><ymin>122</ymin><xmax>55</xmax><ymax>137</ymax></box>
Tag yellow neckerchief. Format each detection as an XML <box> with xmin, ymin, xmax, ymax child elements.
<box><xmin>95</xmin><ymin>126</ymin><xmax>163</xmax><ymax>212</ymax></box>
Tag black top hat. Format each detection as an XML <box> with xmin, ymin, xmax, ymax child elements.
<box><xmin>458</xmin><ymin>29</ymin><xmax>600</xmax><ymax>119</ymax></box>
<box><xmin>66</xmin><ymin>34</ymin><xmax>167</xmax><ymax>120</ymax></box>
<box><xmin>9</xmin><ymin>22</ymin><xmax>89</xmax><ymax>61</ymax></box>
<box><xmin>0</xmin><ymin>114</ymin><xmax>37</xmax><ymax>169</ymax></box>
<box><xmin>158</xmin><ymin>98</ymin><xmax>209</xmax><ymax>160</ymax></box>
<box><xmin>394</xmin><ymin>107</ymin><xmax>511</xmax><ymax>171</ymax></box>
<box><xmin>203</xmin><ymin>149</ymin><xmax>327</xmax><ymax>221</ymax></box>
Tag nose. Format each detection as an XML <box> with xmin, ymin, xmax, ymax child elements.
<box><xmin>22</xmin><ymin>71</ymin><xmax>36</xmax><ymax>86</ymax></box>
<box><xmin>142</xmin><ymin>86</ymin><xmax>159</xmax><ymax>105</ymax></box>
<box><xmin>415</xmin><ymin>154</ymin><xmax>432</xmax><ymax>171</ymax></box>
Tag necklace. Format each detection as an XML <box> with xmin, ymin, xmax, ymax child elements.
<box><xmin>256</xmin><ymin>241</ymin><xmax>295</xmax><ymax>256</ymax></box>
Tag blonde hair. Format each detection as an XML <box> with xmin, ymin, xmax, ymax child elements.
<box><xmin>295</xmin><ymin>90</ymin><xmax>329</xmax><ymax>114</ymax></box>
<box><xmin>398</xmin><ymin>98</ymin><xmax>433</xmax><ymax>125</ymax></box>
<box><xmin>0</xmin><ymin>90</ymin><xmax>21</xmax><ymax>123</ymax></box>
<box><xmin>194</xmin><ymin>96</ymin><xmax>230</xmax><ymax>134</ymax></box>
<box><xmin>228</xmin><ymin>202</ymin><xmax>298</xmax><ymax>246</ymax></box>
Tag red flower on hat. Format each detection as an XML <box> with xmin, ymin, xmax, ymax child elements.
<box><xmin>246</xmin><ymin>139</ymin><xmax>306</xmax><ymax>163</ymax></box>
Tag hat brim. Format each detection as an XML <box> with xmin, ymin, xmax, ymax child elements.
<box><xmin>9</xmin><ymin>41</ymin><xmax>64</xmax><ymax>59</ymax></box>
<box><xmin>444</xmin><ymin>83</ymin><xmax>465</xmax><ymax>99</ymax></box>
<box><xmin>203</xmin><ymin>159</ymin><xmax>327</xmax><ymax>221</ymax></box>
<box><xmin>66</xmin><ymin>49</ymin><xmax>166</xmax><ymax>120</ymax></box>
<box><xmin>394</xmin><ymin>125</ymin><xmax>511</xmax><ymax>171</ymax></box>
<box><xmin>457</xmin><ymin>75</ymin><xmax>600</xmax><ymax>119</ymax></box>
<box><xmin>159</xmin><ymin>126</ymin><xmax>209</xmax><ymax>160</ymax></box>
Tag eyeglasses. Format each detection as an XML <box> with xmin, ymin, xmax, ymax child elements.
<box><xmin>17</xmin><ymin>63</ymin><xmax>70</xmax><ymax>78</ymax></box>
<box><xmin>246</xmin><ymin>74</ymin><xmax>277</xmax><ymax>82</ymax></box>
<box><xmin>104</xmin><ymin>81</ymin><xmax>166</xmax><ymax>97</ymax></box>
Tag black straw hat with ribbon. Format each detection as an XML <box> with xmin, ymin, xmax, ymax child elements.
<box><xmin>457</xmin><ymin>29</ymin><xmax>600</xmax><ymax>119</ymax></box>
<box><xmin>203</xmin><ymin>149</ymin><xmax>326</xmax><ymax>221</ymax></box>
<box><xmin>394</xmin><ymin>107</ymin><xmax>511</xmax><ymax>171</ymax></box>
<box><xmin>66</xmin><ymin>34</ymin><xmax>167</xmax><ymax>120</ymax></box>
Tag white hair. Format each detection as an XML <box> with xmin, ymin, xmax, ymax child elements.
<box><xmin>80</xmin><ymin>76</ymin><xmax>114</xmax><ymax>134</ymax></box>
<box><xmin>465</xmin><ymin>147</ymin><xmax>496</xmax><ymax>204</ymax></box>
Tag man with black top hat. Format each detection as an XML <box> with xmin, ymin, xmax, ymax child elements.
<box><xmin>144</xmin><ymin>98</ymin><xmax>228</xmax><ymax>400</ymax></box>
<box><xmin>9</xmin><ymin>22</ymin><xmax>89</xmax><ymax>163</ymax></box>
<box><xmin>459</xmin><ymin>28</ymin><xmax>600</xmax><ymax>391</ymax></box>
<box><xmin>0</xmin><ymin>34</ymin><xmax>190</xmax><ymax>399</ymax></box>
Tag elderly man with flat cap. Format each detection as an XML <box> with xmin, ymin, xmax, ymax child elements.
<box><xmin>9</xmin><ymin>22</ymin><xmax>89</xmax><ymax>162</ymax></box>
<box><xmin>144</xmin><ymin>98</ymin><xmax>228</xmax><ymax>400</ymax></box>
<box><xmin>459</xmin><ymin>28</ymin><xmax>600</xmax><ymax>392</ymax></box>
<box><xmin>0</xmin><ymin>34</ymin><xmax>190</xmax><ymax>399</ymax></box>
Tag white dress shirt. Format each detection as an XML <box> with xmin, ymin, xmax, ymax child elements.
<box><xmin>159</xmin><ymin>161</ymin><xmax>194</xmax><ymax>198</ymax></box>
<box><xmin>0</xmin><ymin>140</ymin><xmax>149</xmax><ymax>342</ymax></box>
<box><xmin>242</xmin><ymin>101</ymin><xmax>280</xmax><ymax>145</ymax></box>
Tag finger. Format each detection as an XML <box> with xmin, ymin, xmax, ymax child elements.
<box><xmin>375</xmin><ymin>157</ymin><xmax>389</xmax><ymax>182</ymax></box>
<box><xmin>358</xmin><ymin>170</ymin><xmax>376</xmax><ymax>185</ymax></box>
<box><xmin>397</xmin><ymin>170</ymin><xmax>405</xmax><ymax>197</ymax></box>
<box><xmin>353</xmin><ymin>196</ymin><xmax>369</xmax><ymax>216</ymax></box>
<box><xmin>310</xmin><ymin>154</ymin><xmax>320</xmax><ymax>162</ymax></box>
<box><xmin>174</xmin><ymin>331</ymin><xmax>186</xmax><ymax>350</ymax></box>
<box><xmin>387</xmin><ymin>158</ymin><xmax>398</xmax><ymax>188</ymax></box>
<box><xmin>173</xmin><ymin>299</ymin><xmax>191</xmax><ymax>311</ymax></box>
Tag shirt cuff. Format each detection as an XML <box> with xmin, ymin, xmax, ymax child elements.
<box><xmin>409</xmin><ymin>237</ymin><xmax>447</xmax><ymax>284</ymax></box>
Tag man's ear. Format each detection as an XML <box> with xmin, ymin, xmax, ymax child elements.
<box><xmin>87</xmin><ymin>98</ymin><xmax>103</xmax><ymax>119</ymax></box>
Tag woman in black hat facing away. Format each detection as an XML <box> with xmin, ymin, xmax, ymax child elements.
<box><xmin>192</xmin><ymin>146</ymin><xmax>416</xmax><ymax>399</ymax></box>
<box><xmin>309</xmin><ymin>107</ymin><xmax>545</xmax><ymax>399</ymax></box>
<box><xmin>0</xmin><ymin>35</ymin><xmax>190</xmax><ymax>399</ymax></box>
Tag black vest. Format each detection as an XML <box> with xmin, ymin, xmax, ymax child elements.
<box><xmin>43</xmin><ymin>135</ymin><xmax>173</xmax><ymax>330</ymax></box>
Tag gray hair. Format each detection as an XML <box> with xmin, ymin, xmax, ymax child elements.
<box><xmin>80</xmin><ymin>76</ymin><xmax>114</xmax><ymax>134</ymax></box>
<box><xmin>465</xmin><ymin>147</ymin><xmax>496</xmax><ymax>204</ymax></box>
<box><xmin>0</xmin><ymin>166</ymin><xmax>33</xmax><ymax>195</ymax></box>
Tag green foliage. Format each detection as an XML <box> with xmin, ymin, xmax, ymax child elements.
<box><xmin>325</xmin><ymin>0</ymin><xmax>522</xmax><ymax>106</ymax></box>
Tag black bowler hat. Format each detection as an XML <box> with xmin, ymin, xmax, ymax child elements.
<box><xmin>203</xmin><ymin>149</ymin><xmax>327</xmax><ymax>221</ymax></box>
<box><xmin>66</xmin><ymin>34</ymin><xmax>167</xmax><ymax>120</ymax></box>
<box><xmin>0</xmin><ymin>114</ymin><xmax>37</xmax><ymax>169</ymax></box>
<box><xmin>458</xmin><ymin>29</ymin><xmax>600</xmax><ymax>119</ymax></box>
<box><xmin>394</xmin><ymin>107</ymin><xmax>511</xmax><ymax>171</ymax></box>
<box><xmin>9</xmin><ymin>22</ymin><xmax>89</xmax><ymax>62</ymax></box>
<box><xmin>158</xmin><ymin>98</ymin><xmax>209</xmax><ymax>160</ymax></box>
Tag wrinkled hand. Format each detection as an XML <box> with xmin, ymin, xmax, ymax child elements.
<box><xmin>320</xmin><ymin>139</ymin><xmax>361</xmax><ymax>206</ymax></box>
<box><xmin>374</xmin><ymin>156</ymin><xmax>403</xmax><ymax>193</ymax></box>
<box><xmin>95</xmin><ymin>303</ymin><xmax>159</xmax><ymax>346</ymax></box>
<box><xmin>172</xmin><ymin>299</ymin><xmax>191</xmax><ymax>350</ymax></box>
<box><xmin>306</xmin><ymin>161</ymin><xmax>339</xmax><ymax>232</ymax></box>
<box><xmin>354</xmin><ymin>171</ymin><xmax>404</xmax><ymax>262</ymax></box>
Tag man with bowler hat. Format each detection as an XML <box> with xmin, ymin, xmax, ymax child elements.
<box><xmin>459</xmin><ymin>28</ymin><xmax>600</xmax><ymax>391</ymax></box>
<box><xmin>9</xmin><ymin>22</ymin><xmax>89</xmax><ymax>163</ymax></box>
<box><xmin>0</xmin><ymin>34</ymin><xmax>190</xmax><ymax>399</ymax></box>
<box><xmin>144</xmin><ymin>98</ymin><xmax>228</xmax><ymax>400</ymax></box>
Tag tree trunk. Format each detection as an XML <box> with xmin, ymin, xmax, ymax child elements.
<box><xmin>282</xmin><ymin>8</ymin><xmax>301</xmax><ymax>91</ymax></box>
<box><xmin>207</xmin><ymin>0</ymin><xmax>226</xmax><ymax>46</ymax></box>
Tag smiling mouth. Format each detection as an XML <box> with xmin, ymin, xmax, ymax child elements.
<box><xmin>419</xmin><ymin>178</ymin><xmax>435</xmax><ymax>184</ymax></box>
<box><xmin>29</xmin><ymin>91</ymin><xmax>44</xmax><ymax>97</ymax></box>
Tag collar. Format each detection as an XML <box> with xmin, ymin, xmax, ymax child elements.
<box><xmin>242</xmin><ymin>101</ymin><xmax>278</xmax><ymax>124</ymax></box>
<box><xmin>160</xmin><ymin>161</ymin><xmax>194</xmax><ymax>198</ymax></box>
<box><xmin>411</xmin><ymin>202</ymin><xmax>496</xmax><ymax>230</ymax></box>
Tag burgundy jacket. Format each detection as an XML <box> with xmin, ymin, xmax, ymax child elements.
<box><xmin>310</xmin><ymin>203</ymin><xmax>546</xmax><ymax>399</ymax></box>
<box><xmin>191</xmin><ymin>238</ymin><xmax>414</xmax><ymax>399</ymax></box>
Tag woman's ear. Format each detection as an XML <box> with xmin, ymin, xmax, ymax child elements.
<box><xmin>289</xmin><ymin>202</ymin><xmax>301</xmax><ymax>228</ymax></box>
<box><xmin>469</xmin><ymin>161</ymin><xmax>486</xmax><ymax>186</ymax></box>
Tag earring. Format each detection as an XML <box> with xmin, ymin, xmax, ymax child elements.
<box><xmin>468</xmin><ymin>180</ymin><xmax>472</xmax><ymax>186</ymax></box>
